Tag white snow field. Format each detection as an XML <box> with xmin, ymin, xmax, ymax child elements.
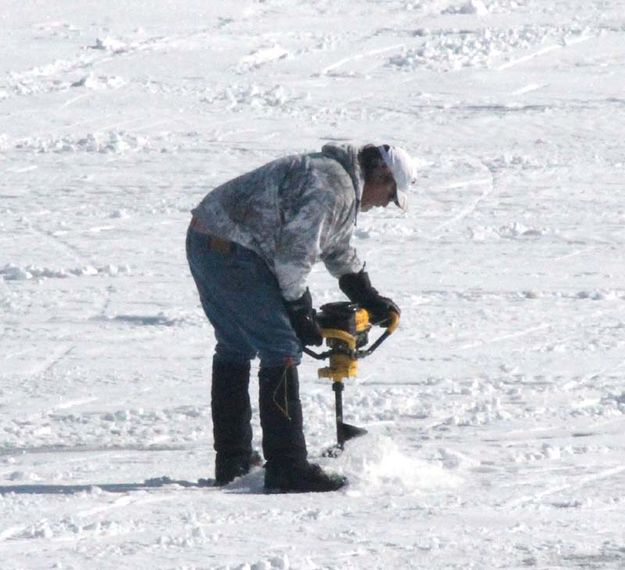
<box><xmin>2</xmin><ymin>0</ymin><xmax>625</xmax><ymax>568</ymax></box>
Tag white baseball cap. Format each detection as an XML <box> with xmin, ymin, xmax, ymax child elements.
<box><xmin>378</xmin><ymin>145</ymin><xmax>417</xmax><ymax>211</ymax></box>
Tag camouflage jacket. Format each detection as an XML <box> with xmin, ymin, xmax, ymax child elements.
<box><xmin>191</xmin><ymin>144</ymin><xmax>364</xmax><ymax>301</ymax></box>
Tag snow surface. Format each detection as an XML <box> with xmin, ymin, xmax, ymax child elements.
<box><xmin>2</xmin><ymin>0</ymin><xmax>625</xmax><ymax>568</ymax></box>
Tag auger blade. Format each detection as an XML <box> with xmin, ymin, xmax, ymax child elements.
<box><xmin>322</xmin><ymin>421</ymin><xmax>368</xmax><ymax>458</ymax></box>
<box><xmin>338</xmin><ymin>421</ymin><xmax>368</xmax><ymax>443</ymax></box>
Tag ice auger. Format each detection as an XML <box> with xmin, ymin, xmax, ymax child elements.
<box><xmin>303</xmin><ymin>302</ymin><xmax>400</xmax><ymax>456</ymax></box>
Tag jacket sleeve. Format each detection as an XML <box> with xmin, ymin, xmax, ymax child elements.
<box><xmin>274</xmin><ymin>200</ymin><xmax>364</xmax><ymax>301</ymax></box>
<box><xmin>320</xmin><ymin>213</ymin><xmax>363</xmax><ymax>280</ymax></box>
<box><xmin>273</xmin><ymin>190</ymin><xmax>332</xmax><ymax>301</ymax></box>
<box><xmin>273</xmin><ymin>162</ymin><xmax>363</xmax><ymax>301</ymax></box>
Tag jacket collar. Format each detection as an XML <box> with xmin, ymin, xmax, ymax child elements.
<box><xmin>320</xmin><ymin>143</ymin><xmax>364</xmax><ymax>203</ymax></box>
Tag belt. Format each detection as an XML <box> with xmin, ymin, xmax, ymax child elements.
<box><xmin>190</xmin><ymin>217</ymin><xmax>234</xmax><ymax>254</ymax></box>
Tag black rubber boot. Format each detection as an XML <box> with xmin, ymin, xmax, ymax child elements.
<box><xmin>264</xmin><ymin>462</ymin><xmax>347</xmax><ymax>494</ymax></box>
<box><xmin>214</xmin><ymin>450</ymin><xmax>263</xmax><ymax>486</ymax></box>
<box><xmin>259</xmin><ymin>364</ymin><xmax>347</xmax><ymax>493</ymax></box>
<box><xmin>259</xmin><ymin>364</ymin><xmax>307</xmax><ymax>467</ymax></box>
<box><xmin>211</xmin><ymin>359</ymin><xmax>259</xmax><ymax>486</ymax></box>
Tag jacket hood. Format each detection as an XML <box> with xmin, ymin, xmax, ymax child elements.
<box><xmin>320</xmin><ymin>143</ymin><xmax>364</xmax><ymax>202</ymax></box>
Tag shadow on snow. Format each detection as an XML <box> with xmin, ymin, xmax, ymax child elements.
<box><xmin>0</xmin><ymin>476</ymin><xmax>208</xmax><ymax>495</ymax></box>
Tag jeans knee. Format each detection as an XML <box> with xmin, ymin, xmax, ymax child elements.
<box><xmin>214</xmin><ymin>346</ymin><xmax>256</xmax><ymax>366</ymax></box>
<box><xmin>259</xmin><ymin>353</ymin><xmax>302</xmax><ymax>369</ymax></box>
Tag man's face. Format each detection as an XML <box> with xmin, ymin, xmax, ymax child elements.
<box><xmin>361</xmin><ymin>166</ymin><xmax>396</xmax><ymax>212</ymax></box>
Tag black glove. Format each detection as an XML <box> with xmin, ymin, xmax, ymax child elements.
<box><xmin>284</xmin><ymin>288</ymin><xmax>323</xmax><ymax>347</ymax></box>
<box><xmin>339</xmin><ymin>270</ymin><xmax>400</xmax><ymax>325</ymax></box>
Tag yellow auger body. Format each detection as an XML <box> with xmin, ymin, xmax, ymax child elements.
<box><xmin>318</xmin><ymin>308</ymin><xmax>369</xmax><ymax>381</ymax></box>
<box><xmin>318</xmin><ymin>351</ymin><xmax>359</xmax><ymax>381</ymax></box>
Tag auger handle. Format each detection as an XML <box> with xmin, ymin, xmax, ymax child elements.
<box><xmin>357</xmin><ymin>311</ymin><xmax>400</xmax><ymax>358</ymax></box>
<box><xmin>304</xmin><ymin>311</ymin><xmax>400</xmax><ymax>361</ymax></box>
<box><xmin>303</xmin><ymin>346</ymin><xmax>331</xmax><ymax>360</ymax></box>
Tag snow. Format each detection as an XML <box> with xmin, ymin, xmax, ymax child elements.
<box><xmin>1</xmin><ymin>0</ymin><xmax>625</xmax><ymax>568</ymax></box>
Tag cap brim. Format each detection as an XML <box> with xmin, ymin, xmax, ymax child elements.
<box><xmin>394</xmin><ymin>190</ymin><xmax>408</xmax><ymax>212</ymax></box>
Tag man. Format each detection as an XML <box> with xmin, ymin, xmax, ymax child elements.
<box><xmin>186</xmin><ymin>143</ymin><xmax>416</xmax><ymax>493</ymax></box>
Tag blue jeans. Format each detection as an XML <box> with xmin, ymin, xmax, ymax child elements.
<box><xmin>186</xmin><ymin>226</ymin><xmax>302</xmax><ymax>367</ymax></box>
